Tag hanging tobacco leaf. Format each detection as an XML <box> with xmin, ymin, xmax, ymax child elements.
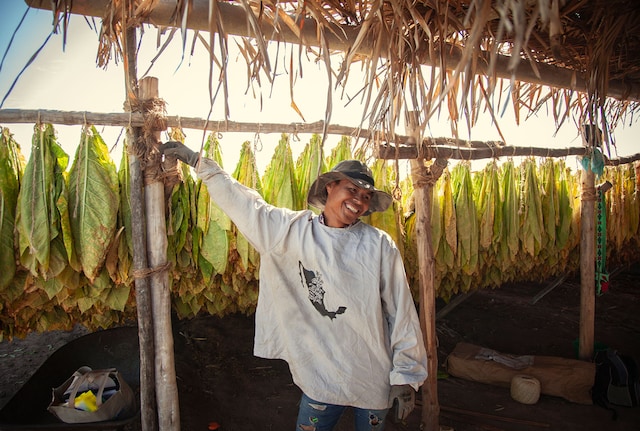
<box><xmin>197</xmin><ymin>134</ymin><xmax>231</xmax><ymax>278</ymax></box>
<box><xmin>17</xmin><ymin>124</ymin><xmax>70</xmax><ymax>279</ymax></box>
<box><xmin>68</xmin><ymin>125</ymin><xmax>119</xmax><ymax>282</ymax></box>
<box><xmin>295</xmin><ymin>134</ymin><xmax>326</xmax><ymax>210</ymax></box>
<box><xmin>325</xmin><ymin>136</ymin><xmax>352</xmax><ymax>171</ymax></box>
<box><xmin>369</xmin><ymin>159</ymin><xmax>403</xmax><ymax>250</ymax></box>
<box><xmin>0</xmin><ymin>127</ymin><xmax>25</xmax><ymax>290</ymax></box>
<box><xmin>262</xmin><ymin>133</ymin><xmax>297</xmax><ymax>209</ymax></box>
<box><xmin>232</xmin><ymin>141</ymin><xmax>262</xmax><ymax>273</ymax></box>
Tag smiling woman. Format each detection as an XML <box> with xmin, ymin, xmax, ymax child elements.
<box><xmin>306</xmin><ymin>159</ymin><xmax>392</xmax><ymax>226</ymax></box>
<box><xmin>324</xmin><ymin>179</ymin><xmax>374</xmax><ymax>227</ymax></box>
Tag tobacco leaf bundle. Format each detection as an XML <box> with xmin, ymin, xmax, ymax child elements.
<box><xmin>16</xmin><ymin>124</ymin><xmax>71</xmax><ymax>279</ymax></box>
<box><xmin>198</xmin><ymin>134</ymin><xmax>231</xmax><ymax>279</ymax></box>
<box><xmin>295</xmin><ymin>134</ymin><xmax>326</xmax><ymax>210</ymax></box>
<box><xmin>263</xmin><ymin>133</ymin><xmax>297</xmax><ymax>209</ymax></box>
<box><xmin>0</xmin><ymin>128</ymin><xmax>24</xmax><ymax>290</ymax></box>
<box><xmin>68</xmin><ymin>125</ymin><xmax>119</xmax><ymax>282</ymax></box>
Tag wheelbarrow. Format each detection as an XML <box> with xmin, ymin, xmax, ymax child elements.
<box><xmin>0</xmin><ymin>326</ymin><xmax>140</xmax><ymax>431</ymax></box>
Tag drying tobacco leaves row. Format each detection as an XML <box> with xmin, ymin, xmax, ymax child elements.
<box><xmin>0</xmin><ymin>124</ymin><xmax>638</xmax><ymax>340</ymax></box>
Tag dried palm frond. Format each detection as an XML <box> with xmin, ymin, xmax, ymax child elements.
<box><xmin>21</xmin><ymin>0</ymin><xmax>640</xmax><ymax>157</ymax></box>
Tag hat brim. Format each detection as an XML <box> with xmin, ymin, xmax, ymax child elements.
<box><xmin>307</xmin><ymin>171</ymin><xmax>393</xmax><ymax>215</ymax></box>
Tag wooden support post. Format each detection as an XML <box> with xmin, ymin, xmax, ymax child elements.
<box><xmin>140</xmin><ymin>77</ymin><xmax>181</xmax><ymax>431</ymax></box>
<box><xmin>124</xmin><ymin>27</ymin><xmax>157</xmax><ymax>431</ymax></box>
<box><xmin>578</xmin><ymin>131</ymin><xmax>596</xmax><ymax>361</ymax></box>
<box><xmin>407</xmin><ymin>112</ymin><xmax>440</xmax><ymax>431</ymax></box>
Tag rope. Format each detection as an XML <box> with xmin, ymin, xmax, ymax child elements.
<box><xmin>413</xmin><ymin>159</ymin><xmax>446</xmax><ymax>188</ymax></box>
<box><xmin>581</xmin><ymin>185</ymin><xmax>597</xmax><ymax>202</ymax></box>
<box><xmin>411</xmin><ymin>158</ymin><xmax>448</xmax><ymax>188</ymax></box>
<box><xmin>133</xmin><ymin>261</ymin><xmax>174</xmax><ymax>280</ymax></box>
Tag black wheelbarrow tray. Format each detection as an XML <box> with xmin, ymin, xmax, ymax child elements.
<box><xmin>0</xmin><ymin>326</ymin><xmax>140</xmax><ymax>431</ymax></box>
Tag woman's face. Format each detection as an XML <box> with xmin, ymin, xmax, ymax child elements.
<box><xmin>323</xmin><ymin>179</ymin><xmax>373</xmax><ymax>228</ymax></box>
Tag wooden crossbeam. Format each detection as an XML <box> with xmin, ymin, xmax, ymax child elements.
<box><xmin>2</xmin><ymin>108</ymin><xmax>639</xmax><ymax>164</ymax></box>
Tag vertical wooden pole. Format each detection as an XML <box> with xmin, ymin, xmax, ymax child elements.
<box><xmin>124</xmin><ymin>25</ymin><xmax>157</xmax><ymax>431</ymax></box>
<box><xmin>407</xmin><ymin>112</ymin><xmax>439</xmax><ymax>431</ymax></box>
<box><xmin>140</xmin><ymin>77</ymin><xmax>181</xmax><ymax>431</ymax></box>
<box><xmin>579</xmin><ymin>132</ymin><xmax>596</xmax><ymax>361</ymax></box>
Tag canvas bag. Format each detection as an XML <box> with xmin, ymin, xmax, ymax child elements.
<box><xmin>48</xmin><ymin>366</ymin><xmax>136</xmax><ymax>423</ymax></box>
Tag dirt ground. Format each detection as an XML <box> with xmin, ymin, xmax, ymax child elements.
<box><xmin>1</xmin><ymin>267</ymin><xmax>639</xmax><ymax>431</ymax></box>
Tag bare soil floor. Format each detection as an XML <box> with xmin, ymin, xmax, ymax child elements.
<box><xmin>1</xmin><ymin>268</ymin><xmax>639</xmax><ymax>431</ymax></box>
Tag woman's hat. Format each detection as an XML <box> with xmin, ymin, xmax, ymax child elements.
<box><xmin>307</xmin><ymin>160</ymin><xmax>393</xmax><ymax>215</ymax></box>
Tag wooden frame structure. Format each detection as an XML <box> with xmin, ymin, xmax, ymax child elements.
<box><xmin>2</xmin><ymin>101</ymin><xmax>637</xmax><ymax>431</ymax></box>
<box><xmin>5</xmin><ymin>1</ymin><xmax>640</xmax><ymax>430</ymax></box>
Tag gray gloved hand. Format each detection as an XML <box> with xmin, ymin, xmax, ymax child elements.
<box><xmin>388</xmin><ymin>384</ymin><xmax>415</xmax><ymax>423</ymax></box>
<box><xmin>159</xmin><ymin>141</ymin><xmax>199</xmax><ymax>167</ymax></box>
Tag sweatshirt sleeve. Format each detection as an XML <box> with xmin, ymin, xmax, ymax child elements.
<box><xmin>195</xmin><ymin>157</ymin><xmax>296</xmax><ymax>253</ymax></box>
<box><xmin>379</xmin><ymin>236</ymin><xmax>428</xmax><ymax>390</ymax></box>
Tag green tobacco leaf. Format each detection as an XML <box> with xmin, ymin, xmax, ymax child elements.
<box><xmin>295</xmin><ymin>134</ymin><xmax>326</xmax><ymax>210</ymax></box>
<box><xmin>232</xmin><ymin>141</ymin><xmax>262</xmax><ymax>272</ymax></box>
<box><xmin>369</xmin><ymin>160</ymin><xmax>402</xmax><ymax>248</ymax></box>
<box><xmin>102</xmin><ymin>283</ymin><xmax>131</xmax><ymax>312</ymax></box>
<box><xmin>118</xmin><ymin>144</ymin><xmax>132</xmax><ymax>255</ymax></box>
<box><xmin>520</xmin><ymin>158</ymin><xmax>543</xmax><ymax>257</ymax></box>
<box><xmin>262</xmin><ymin>133</ymin><xmax>297</xmax><ymax>209</ymax></box>
<box><xmin>555</xmin><ymin>161</ymin><xmax>572</xmax><ymax>250</ymax></box>
<box><xmin>0</xmin><ymin>128</ymin><xmax>24</xmax><ymax>289</ymax></box>
<box><xmin>17</xmin><ymin>124</ymin><xmax>68</xmax><ymax>277</ymax></box>
<box><xmin>500</xmin><ymin>160</ymin><xmax>519</xmax><ymax>262</ymax></box>
<box><xmin>56</xmin><ymin>174</ymin><xmax>79</xmax><ymax>272</ymax></box>
<box><xmin>325</xmin><ymin>136</ymin><xmax>352</xmax><ymax>169</ymax></box>
<box><xmin>68</xmin><ymin>126</ymin><xmax>119</xmax><ymax>282</ymax></box>
<box><xmin>452</xmin><ymin>162</ymin><xmax>478</xmax><ymax>276</ymax></box>
<box><xmin>198</xmin><ymin>134</ymin><xmax>231</xmax><ymax>276</ymax></box>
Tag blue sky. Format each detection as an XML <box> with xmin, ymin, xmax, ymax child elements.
<box><xmin>1</xmin><ymin>0</ymin><xmax>638</xmax><ymax>173</ymax></box>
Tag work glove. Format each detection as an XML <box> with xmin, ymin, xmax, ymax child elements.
<box><xmin>159</xmin><ymin>141</ymin><xmax>200</xmax><ymax>167</ymax></box>
<box><xmin>388</xmin><ymin>384</ymin><xmax>415</xmax><ymax>423</ymax></box>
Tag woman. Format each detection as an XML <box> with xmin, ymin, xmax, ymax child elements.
<box><xmin>160</xmin><ymin>141</ymin><xmax>428</xmax><ymax>430</ymax></box>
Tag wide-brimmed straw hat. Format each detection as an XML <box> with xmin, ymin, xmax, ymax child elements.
<box><xmin>307</xmin><ymin>160</ymin><xmax>393</xmax><ymax>215</ymax></box>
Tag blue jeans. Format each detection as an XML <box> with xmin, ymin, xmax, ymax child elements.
<box><xmin>296</xmin><ymin>393</ymin><xmax>389</xmax><ymax>431</ymax></box>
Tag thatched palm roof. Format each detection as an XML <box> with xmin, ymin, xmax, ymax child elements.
<box><xmin>23</xmin><ymin>0</ymin><xmax>640</xmax><ymax>154</ymax></box>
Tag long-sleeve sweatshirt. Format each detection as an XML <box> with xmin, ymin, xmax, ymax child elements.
<box><xmin>197</xmin><ymin>158</ymin><xmax>428</xmax><ymax>409</ymax></box>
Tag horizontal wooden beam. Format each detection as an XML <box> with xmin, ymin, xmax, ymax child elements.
<box><xmin>0</xmin><ymin>108</ymin><xmax>362</xmax><ymax>136</ymax></box>
<box><xmin>24</xmin><ymin>0</ymin><xmax>640</xmax><ymax>103</ymax></box>
<box><xmin>375</xmin><ymin>143</ymin><xmax>640</xmax><ymax>165</ymax></box>
<box><xmin>2</xmin><ymin>107</ymin><xmax>638</xmax><ymax>165</ymax></box>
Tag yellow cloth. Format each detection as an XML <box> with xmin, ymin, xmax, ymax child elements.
<box><xmin>74</xmin><ymin>391</ymin><xmax>98</xmax><ymax>412</ymax></box>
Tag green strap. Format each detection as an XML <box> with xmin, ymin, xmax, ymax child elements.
<box><xmin>595</xmin><ymin>189</ymin><xmax>609</xmax><ymax>295</ymax></box>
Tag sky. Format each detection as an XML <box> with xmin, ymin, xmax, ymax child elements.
<box><xmin>1</xmin><ymin>1</ymin><xmax>638</xmax><ymax>175</ymax></box>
